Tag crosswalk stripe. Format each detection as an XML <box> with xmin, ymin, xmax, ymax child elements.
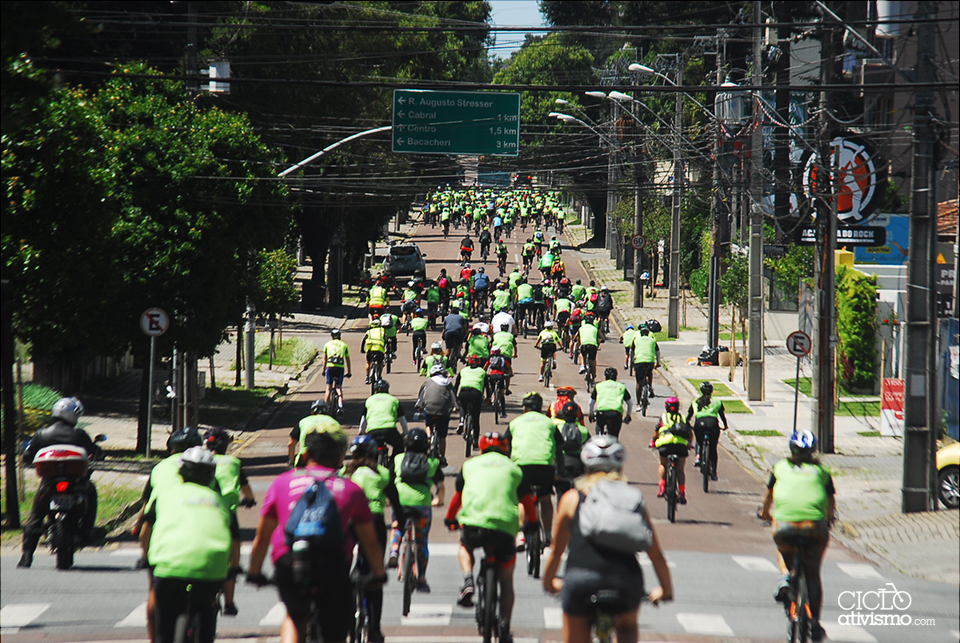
<box><xmin>823</xmin><ymin>623</ymin><xmax>879</xmax><ymax>643</ymax></box>
<box><xmin>732</xmin><ymin>555</ymin><xmax>780</xmax><ymax>572</ymax></box>
<box><xmin>426</xmin><ymin>543</ymin><xmax>460</xmax><ymax>557</ymax></box>
<box><xmin>400</xmin><ymin>603</ymin><xmax>453</xmax><ymax>626</ymax></box>
<box><xmin>637</xmin><ymin>551</ymin><xmax>676</xmax><ymax>568</ymax></box>
<box><xmin>837</xmin><ymin>563</ymin><xmax>883</xmax><ymax>579</ymax></box>
<box><xmin>114</xmin><ymin>602</ymin><xmax>147</xmax><ymax>628</ymax></box>
<box><xmin>259</xmin><ymin>602</ymin><xmax>287</xmax><ymax>626</ymax></box>
<box><xmin>543</xmin><ymin>606</ymin><xmax>563</xmax><ymax>629</ymax></box>
<box><xmin>676</xmin><ymin>612</ymin><xmax>734</xmax><ymax>636</ymax></box>
<box><xmin>110</xmin><ymin>548</ymin><xmax>142</xmax><ymax>557</ymax></box>
<box><xmin>0</xmin><ymin>603</ymin><xmax>51</xmax><ymax>630</ymax></box>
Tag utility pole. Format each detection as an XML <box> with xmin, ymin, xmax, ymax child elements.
<box><xmin>747</xmin><ymin>0</ymin><xmax>765</xmax><ymax>400</ymax></box>
<box><xmin>902</xmin><ymin>0</ymin><xmax>940</xmax><ymax>513</ymax></box>
<box><xmin>707</xmin><ymin>33</ymin><xmax>726</xmax><ymax>352</ymax></box>
<box><xmin>811</xmin><ymin>8</ymin><xmax>839</xmax><ymax>454</ymax></box>
<box><xmin>668</xmin><ymin>60</ymin><xmax>684</xmax><ymax>338</ymax></box>
<box><xmin>633</xmin><ymin>101</ymin><xmax>645</xmax><ymax>308</ymax></box>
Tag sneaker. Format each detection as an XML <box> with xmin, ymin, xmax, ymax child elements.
<box><xmin>678</xmin><ymin>492</ymin><xmax>687</xmax><ymax>504</ymax></box>
<box><xmin>499</xmin><ymin>624</ymin><xmax>514</xmax><ymax>643</ymax></box>
<box><xmin>387</xmin><ymin>553</ymin><xmax>399</xmax><ymax>569</ymax></box>
<box><xmin>457</xmin><ymin>580</ymin><xmax>476</xmax><ymax>607</ymax></box>
<box><xmin>368</xmin><ymin>630</ymin><xmax>385</xmax><ymax>643</ymax></box>
<box><xmin>578</xmin><ymin>366</ymin><xmax>586</xmax><ymax>374</ymax></box>
<box><xmin>222</xmin><ymin>602</ymin><xmax>239</xmax><ymax>617</ymax></box>
<box><xmin>711</xmin><ymin>472</ymin><xmax>718</xmax><ymax>481</ymax></box>
<box><xmin>811</xmin><ymin>622</ymin><xmax>826</xmax><ymax>642</ymax></box>
<box><xmin>538</xmin><ymin>375</ymin><xmax>544</xmax><ymax>382</ymax></box>
<box><xmin>553</xmin><ymin>360</ymin><xmax>558</xmax><ymax>369</ymax></box>
<box><xmin>17</xmin><ymin>552</ymin><xmax>32</xmax><ymax>568</ymax></box>
<box><xmin>365</xmin><ymin>376</ymin><xmax>371</xmax><ymax>384</ymax></box>
<box><xmin>693</xmin><ymin>457</ymin><xmax>701</xmax><ymax>468</ymax></box>
<box><xmin>635</xmin><ymin>405</ymin><xmax>643</xmax><ymax>413</ymax></box>
<box><xmin>515</xmin><ymin>533</ymin><xmax>526</xmax><ymax>551</ymax></box>
<box><xmin>774</xmin><ymin>574</ymin><xmax>790</xmax><ymax>604</ymax></box>
<box><xmin>417</xmin><ymin>579</ymin><xmax>431</xmax><ymax>593</ymax></box>
<box><xmin>456</xmin><ymin>420</ymin><xmax>465</xmax><ymax>435</ymax></box>
<box><xmin>649</xmin><ymin>392</ymin><xmax>656</xmax><ymax>398</ymax></box>
<box><xmin>657</xmin><ymin>481</ymin><xmax>666</xmax><ymax>498</ymax></box>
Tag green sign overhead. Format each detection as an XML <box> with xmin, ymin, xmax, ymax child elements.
<box><xmin>392</xmin><ymin>89</ymin><xmax>520</xmax><ymax>157</ymax></box>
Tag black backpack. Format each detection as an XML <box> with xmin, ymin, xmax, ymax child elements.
<box><xmin>400</xmin><ymin>452</ymin><xmax>430</xmax><ymax>485</ymax></box>
<box><xmin>560</xmin><ymin>422</ymin><xmax>583</xmax><ymax>456</ymax></box>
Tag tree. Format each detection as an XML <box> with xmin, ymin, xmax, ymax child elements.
<box><xmin>835</xmin><ymin>266</ymin><xmax>879</xmax><ymax>391</ymax></box>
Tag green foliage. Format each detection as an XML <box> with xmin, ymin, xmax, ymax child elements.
<box><xmin>765</xmin><ymin>244</ymin><xmax>815</xmax><ymax>293</ymax></box>
<box><xmin>689</xmin><ymin>267</ymin><xmax>708</xmax><ymax>302</ymax></box>
<box><xmin>718</xmin><ymin>252</ymin><xmax>749</xmax><ymax>311</ymax></box>
<box><xmin>256</xmin><ymin>249</ymin><xmax>299</xmax><ymax>321</ymax></box>
<box><xmin>835</xmin><ymin>266</ymin><xmax>879</xmax><ymax>391</ymax></box>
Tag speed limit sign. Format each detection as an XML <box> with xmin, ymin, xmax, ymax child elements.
<box><xmin>786</xmin><ymin>330</ymin><xmax>812</xmax><ymax>357</ymax></box>
<box><xmin>630</xmin><ymin>234</ymin><xmax>646</xmax><ymax>250</ymax></box>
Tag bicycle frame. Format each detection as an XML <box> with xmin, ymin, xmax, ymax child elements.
<box><xmin>665</xmin><ymin>454</ymin><xmax>679</xmax><ymax>523</ymax></box>
<box><xmin>399</xmin><ymin>516</ymin><xmax>422</xmax><ymax>617</ymax></box>
<box><xmin>475</xmin><ymin>548</ymin><xmax>500</xmax><ymax>643</ymax></box>
<box><xmin>784</xmin><ymin>535</ymin><xmax>817</xmax><ymax>643</ymax></box>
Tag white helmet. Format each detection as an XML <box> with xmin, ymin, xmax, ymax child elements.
<box><xmin>580</xmin><ymin>435</ymin><xmax>626</xmax><ymax>472</ymax></box>
<box><xmin>545</xmin><ymin>321</ymin><xmax>555</xmax><ymax>329</ymax></box>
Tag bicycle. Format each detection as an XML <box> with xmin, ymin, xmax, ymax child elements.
<box><xmin>524</xmin><ymin>487</ymin><xmax>548</xmax><ymax>579</ymax></box>
<box><xmin>463</xmin><ymin>408</ymin><xmax>479</xmax><ymax>457</ymax></box>
<box><xmin>782</xmin><ymin>534</ymin><xmax>818</xmax><ymax>643</ymax></box>
<box><xmin>639</xmin><ymin>379</ymin><xmax>652</xmax><ymax>417</ymax></box>
<box><xmin>491</xmin><ymin>377</ymin><xmax>507</xmax><ymax>425</ymax></box>
<box><xmin>474</xmin><ymin>542</ymin><xmax>501</xmax><ymax>643</ymax></box>
<box><xmin>583</xmin><ymin>362</ymin><xmax>595</xmax><ymax>394</ymax></box>
<box><xmin>398</xmin><ymin>509</ymin><xmax>422</xmax><ymax>617</ymax></box>
<box><xmin>663</xmin><ymin>452</ymin><xmax>680</xmax><ymax>523</ymax></box>
<box><xmin>369</xmin><ymin>358</ymin><xmax>384</xmax><ymax>395</ymax></box>
<box><xmin>171</xmin><ymin>582</ymin><xmax>218</xmax><ymax>643</ymax></box>
<box><xmin>385</xmin><ymin>347</ymin><xmax>394</xmax><ymax>375</ymax></box>
<box><xmin>414</xmin><ymin>342</ymin><xmax>425</xmax><ymax>373</ymax></box>
<box><xmin>331</xmin><ymin>378</ymin><xmax>347</xmax><ymax>417</ymax></box>
<box><xmin>480</xmin><ymin>244</ymin><xmax>490</xmax><ymax>263</ymax></box>
<box><xmin>699</xmin><ymin>435</ymin><xmax>712</xmax><ymax>494</ymax></box>
<box><xmin>541</xmin><ymin>353</ymin><xmax>553</xmax><ymax>389</ymax></box>
<box><xmin>589</xmin><ymin>589</ymin><xmax>628</xmax><ymax>643</ymax></box>
<box><xmin>350</xmin><ymin>569</ymin><xmax>371</xmax><ymax>643</ymax></box>
<box><xmin>497</xmin><ymin>255</ymin><xmax>506</xmax><ymax>277</ymax></box>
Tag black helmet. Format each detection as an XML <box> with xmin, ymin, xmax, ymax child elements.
<box><xmin>349</xmin><ymin>435</ymin><xmax>380</xmax><ymax>461</ymax></box>
<box><xmin>404</xmin><ymin>428</ymin><xmax>429</xmax><ymax>453</ymax></box>
<box><xmin>203</xmin><ymin>427</ymin><xmax>231</xmax><ymax>454</ymax></box>
<box><xmin>522</xmin><ymin>391</ymin><xmax>543</xmax><ymax>412</ymax></box>
<box><xmin>179</xmin><ymin>446</ymin><xmax>217</xmax><ymax>485</ymax></box>
<box><xmin>311</xmin><ymin>399</ymin><xmax>331</xmax><ymax>416</ymax></box>
<box><xmin>373</xmin><ymin>379</ymin><xmax>390</xmax><ymax>394</ymax></box>
<box><xmin>604</xmin><ymin>367</ymin><xmax>618</xmax><ymax>381</ymax></box>
<box><xmin>700</xmin><ymin>381</ymin><xmax>714</xmax><ymax>395</ymax></box>
<box><xmin>167</xmin><ymin>427</ymin><xmax>202</xmax><ymax>454</ymax></box>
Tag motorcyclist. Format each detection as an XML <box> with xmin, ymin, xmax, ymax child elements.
<box><xmin>20</xmin><ymin>397</ymin><xmax>100</xmax><ymax>568</ymax></box>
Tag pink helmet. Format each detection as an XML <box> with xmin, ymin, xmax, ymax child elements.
<box><xmin>665</xmin><ymin>396</ymin><xmax>680</xmax><ymax>413</ymax></box>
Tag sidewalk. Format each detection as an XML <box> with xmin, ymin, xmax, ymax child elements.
<box><xmin>564</xmin><ymin>215</ymin><xmax>960</xmax><ymax>585</ymax></box>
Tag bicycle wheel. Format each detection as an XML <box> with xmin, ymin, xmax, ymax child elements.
<box><xmin>543</xmin><ymin>360</ymin><xmax>551</xmax><ymax>388</ymax></box>
<box><xmin>526</xmin><ymin>525</ymin><xmax>541</xmax><ymax>579</ymax></box>
<box><xmin>352</xmin><ymin>586</ymin><xmax>368</xmax><ymax>643</ymax></box>
<box><xmin>401</xmin><ymin>530</ymin><xmax>415</xmax><ymax>617</ymax></box>
<box><xmin>386</xmin><ymin>353</ymin><xmax>392</xmax><ymax>374</ymax></box>
<box><xmin>702</xmin><ymin>446</ymin><xmax>711</xmax><ymax>493</ymax></box>
<box><xmin>641</xmin><ymin>384</ymin><xmax>649</xmax><ymax>417</ymax></box>
<box><xmin>494</xmin><ymin>394</ymin><xmax>501</xmax><ymax>425</ymax></box>
<box><xmin>790</xmin><ymin>570</ymin><xmax>811</xmax><ymax>643</ymax></box>
<box><xmin>482</xmin><ymin>563</ymin><xmax>498</xmax><ymax>643</ymax></box>
<box><xmin>464</xmin><ymin>416</ymin><xmax>473</xmax><ymax>457</ymax></box>
<box><xmin>666</xmin><ymin>462</ymin><xmax>677</xmax><ymax>523</ymax></box>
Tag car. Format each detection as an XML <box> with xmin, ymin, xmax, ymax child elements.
<box><xmin>937</xmin><ymin>441</ymin><xmax>959</xmax><ymax>510</ymax></box>
<box><xmin>383</xmin><ymin>244</ymin><xmax>426</xmax><ymax>279</ymax></box>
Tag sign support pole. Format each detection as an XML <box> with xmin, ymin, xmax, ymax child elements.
<box><xmin>793</xmin><ymin>353</ymin><xmax>801</xmax><ymax>437</ymax></box>
<box><xmin>146</xmin><ymin>336</ymin><xmax>155</xmax><ymax>459</ymax></box>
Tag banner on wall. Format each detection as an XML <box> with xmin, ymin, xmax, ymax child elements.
<box><xmin>879</xmin><ymin>378</ymin><xmax>904</xmax><ymax>437</ymax></box>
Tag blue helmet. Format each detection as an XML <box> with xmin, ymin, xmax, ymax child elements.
<box><xmin>789</xmin><ymin>430</ymin><xmax>817</xmax><ymax>456</ymax></box>
<box><xmin>349</xmin><ymin>435</ymin><xmax>380</xmax><ymax>461</ymax></box>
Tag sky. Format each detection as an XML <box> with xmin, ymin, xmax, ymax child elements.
<box><xmin>487</xmin><ymin>0</ymin><xmax>549</xmax><ymax>58</ymax></box>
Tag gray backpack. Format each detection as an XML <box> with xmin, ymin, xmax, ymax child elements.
<box><xmin>579</xmin><ymin>479</ymin><xmax>653</xmax><ymax>553</ymax></box>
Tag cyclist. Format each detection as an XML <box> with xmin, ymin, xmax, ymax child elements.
<box><xmin>415</xmin><ymin>361</ymin><xmax>458</xmax><ymax>465</ymax></box>
<box><xmin>568</xmin><ymin>307</ymin><xmax>584</xmax><ymax>361</ymax></box>
<box><xmin>570</xmin><ymin>279</ymin><xmax>587</xmax><ymax>305</ymax></box>
<box><xmin>379</xmin><ymin>311</ymin><xmax>399</xmax><ymax>361</ymax></box>
<box><xmin>534</xmin><ymin>320</ymin><xmax>561</xmax><ymax>383</ymax></box>
<box><xmin>491</xmin><ymin>281</ymin><xmax>512</xmax><ymax>314</ymax></box>
<box><xmin>289</xmin><ymin>399</ymin><xmax>343</xmax><ymax>467</ymax></box>
<box><xmin>472</xmin><ymin>267</ymin><xmax>491</xmax><ymax>315</ymax></box>
<box><xmin>420</xmin><ymin>341</ymin><xmax>453</xmax><ymax>377</ymax></box>
<box><xmin>424</xmin><ymin>280</ymin><xmax>441</xmax><ymax>328</ymax></box>
<box><xmin>360</xmin><ymin>379</ymin><xmax>409</xmax><ymax>460</ymax></box>
<box><xmin>652</xmin><ymin>397</ymin><xmax>692</xmax><ymax>504</ymax></box>
<box><xmin>466</xmin><ymin>325</ymin><xmax>491</xmax><ymax>363</ymax></box>
<box><xmin>758</xmin><ymin>430</ymin><xmax>835</xmax><ymax>643</ymax></box>
<box><xmin>549</xmin><ymin>254</ymin><xmax>566</xmax><ymax>284</ymax></box>
<box><xmin>493</xmin><ymin>213</ymin><xmax>504</xmax><ymax>240</ymax></box>
<box><xmin>437</xmin><ymin>269</ymin><xmax>452</xmax><ymax>315</ymax></box>
<box><xmin>506</xmin><ymin>392</ymin><xmax>562</xmax><ymax>548</ymax></box>
<box><xmin>400</xmin><ymin>281</ymin><xmax>420</xmax><ymax>328</ymax></box>
<box><xmin>543</xmin><ymin>436</ymin><xmax>673</xmax><ymax>643</ymax></box>
<box><xmin>479</xmin><ymin>226</ymin><xmax>493</xmax><ymax>260</ymax></box>
<box><xmin>484</xmin><ymin>346</ymin><xmax>513</xmax><ymax>404</ymax></box>
<box><xmin>547</xmin><ymin>386</ymin><xmax>584</xmax><ymax>424</ymax></box>
<box><xmin>442</xmin><ymin>301</ymin><xmax>468</xmax><ymax>364</ymax></box>
<box><xmin>140</xmin><ymin>446</ymin><xmax>238</xmax><ymax>643</ymax></box>
<box><xmin>589</xmin><ymin>367</ymin><xmax>633</xmax><ymax>438</ymax></box>
<box><xmin>460</xmin><ymin>234</ymin><xmax>475</xmax><ymax>265</ymax></box>
<box><xmin>632</xmin><ymin>325</ymin><xmax>661</xmax><ymax>409</ymax></box>
<box><xmin>533</xmin><ymin>227</ymin><xmax>545</xmax><ymax>257</ymax></box>
<box><xmin>455</xmin><ymin>355</ymin><xmax>487</xmax><ymax>441</ymax></box>
<box><xmin>321</xmin><ymin>328</ymin><xmax>351</xmax><ymax>410</ymax></box>
<box><xmin>530</xmin><ymin>281</ymin><xmax>547</xmax><ymax>330</ymax></box>
<box><xmin>515</xmin><ymin>277</ymin><xmax>534</xmax><ymax>334</ymax></box>
<box><xmin>341</xmin><ymin>436</ymin><xmax>402</xmax><ymax>643</ymax></box>
<box><xmin>577</xmin><ymin>316</ymin><xmax>601</xmax><ymax>381</ymax></box>
<box><xmin>553</xmin><ymin>402</ymin><xmax>589</xmax><ymax>497</ymax></box>
<box><xmin>441</xmin><ymin>206</ymin><xmax>452</xmax><ymax>236</ymax></box>
<box><xmin>495</xmin><ymin>239</ymin><xmax>509</xmax><ymax>274</ymax></box>
<box><xmin>409</xmin><ymin>308</ymin><xmax>430</xmax><ymax>365</ymax></box>
<box><xmin>686</xmin><ymin>382</ymin><xmax>729</xmax><ymax>480</ymax></box>
<box><xmin>555</xmin><ymin>276</ymin><xmax>572</xmax><ymax>300</ymax></box>
<box><xmin>366</xmin><ymin>278</ymin><xmax>389</xmax><ymax>319</ymax></box>
<box><xmin>247</xmin><ymin>427</ymin><xmax>386</xmax><ymax>643</ymax></box>
<box><xmin>521</xmin><ymin>239</ymin><xmax>536</xmax><ymax>273</ymax></box>
<box><xmin>444</xmin><ymin>432</ymin><xmax>538</xmax><ymax>643</ymax></box>
<box><xmin>454</xmin><ymin>279</ymin><xmax>471</xmax><ymax>315</ymax></box>
<box><xmin>619</xmin><ymin>324</ymin><xmax>637</xmax><ymax>371</ymax></box>
<box><xmin>361</xmin><ymin>319</ymin><xmax>386</xmax><ymax>385</ymax></box>
<box><xmin>595</xmin><ymin>285</ymin><xmax>613</xmax><ymax>331</ymax></box>
<box><xmin>538</xmin><ymin>247</ymin><xmax>554</xmax><ymax>281</ymax></box>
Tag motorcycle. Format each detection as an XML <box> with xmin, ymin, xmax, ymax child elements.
<box><xmin>31</xmin><ymin>434</ymin><xmax>106</xmax><ymax>569</ymax></box>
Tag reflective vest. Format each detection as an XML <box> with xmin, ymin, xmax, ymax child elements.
<box><xmin>467</xmin><ymin>334</ymin><xmax>490</xmax><ymax>360</ymax></box>
<box><xmin>509</xmin><ymin>411</ymin><xmax>557</xmax><ymax>466</ymax></box>
<box><xmin>457</xmin><ymin>451</ymin><xmax>523</xmax><ymax>536</ymax></box>
<box><xmin>348</xmin><ymin>464</ymin><xmax>391</xmax><ymax>515</ymax></box>
<box><xmin>633</xmin><ymin>335</ymin><xmax>657</xmax><ymax>363</ymax></box>
<box><xmin>771</xmin><ymin>459</ymin><xmax>831</xmax><ymax>522</ymax></box>
<box><xmin>578</xmin><ymin>323</ymin><xmax>599</xmax><ymax>347</ymax></box>
<box><xmin>365</xmin><ymin>327</ymin><xmax>386</xmax><ymax>353</ymax></box>
<box><xmin>365</xmin><ymin>393</ymin><xmax>400</xmax><ymax>431</ymax></box>
<box><xmin>594</xmin><ymin>380</ymin><xmax>628</xmax><ymax>413</ymax></box>
<box><xmin>458</xmin><ymin>366</ymin><xmax>486</xmax><ymax>392</ymax></box>
<box><xmin>324</xmin><ymin>339</ymin><xmax>349</xmax><ymax>366</ymax></box>
<box><xmin>410</xmin><ymin>317</ymin><xmax>429</xmax><ymax>332</ymax></box>
<box><xmin>368</xmin><ymin>286</ymin><xmax>388</xmax><ymax>307</ymax></box>
<box><xmin>655</xmin><ymin>413</ymin><xmax>690</xmax><ymax>447</ymax></box>
<box><xmin>492</xmin><ymin>331</ymin><xmax>515</xmax><ymax>358</ymax></box>
<box><xmin>493</xmin><ymin>289</ymin><xmax>512</xmax><ymax>311</ymax></box>
<box><xmin>516</xmin><ymin>283</ymin><xmax>533</xmax><ymax>301</ymax></box>
<box><xmin>537</xmin><ymin>329</ymin><xmax>561</xmax><ymax>346</ymax></box>
<box><xmin>693</xmin><ymin>397</ymin><xmax>723</xmax><ymax>419</ymax></box>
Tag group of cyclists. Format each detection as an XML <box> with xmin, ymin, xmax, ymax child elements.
<box><xmin>39</xmin><ymin>188</ymin><xmax>832</xmax><ymax>643</ymax></box>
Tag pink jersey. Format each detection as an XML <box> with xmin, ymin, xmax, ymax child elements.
<box><xmin>261</xmin><ymin>464</ymin><xmax>372</xmax><ymax>564</ymax></box>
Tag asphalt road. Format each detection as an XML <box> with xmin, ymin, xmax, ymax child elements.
<box><xmin>3</xmin><ymin>217</ymin><xmax>959</xmax><ymax>643</ymax></box>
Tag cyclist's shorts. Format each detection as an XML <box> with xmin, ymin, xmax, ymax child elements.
<box><xmin>657</xmin><ymin>443</ymin><xmax>688</xmax><ymax>459</ymax></box>
<box><xmin>520</xmin><ymin>464</ymin><xmax>555</xmax><ymax>496</ymax></box>
<box><xmin>366</xmin><ymin>351</ymin><xmax>385</xmax><ymax>364</ymax></box>
<box><xmin>772</xmin><ymin>520</ymin><xmax>829</xmax><ymax>571</ymax></box>
<box><xmin>460</xmin><ymin>526</ymin><xmax>516</xmax><ymax>568</ymax></box>
<box><xmin>274</xmin><ymin>552</ymin><xmax>352</xmax><ymax>641</ymax></box>
<box><xmin>367</xmin><ymin>428</ymin><xmax>404</xmax><ymax>452</ymax></box>
<box><xmin>325</xmin><ymin>366</ymin><xmax>345</xmax><ymax>386</ymax></box>
<box><xmin>412</xmin><ymin>330</ymin><xmax>427</xmax><ymax>348</ymax></box>
<box><xmin>518</xmin><ymin>298</ymin><xmax>534</xmax><ymax>305</ymax></box>
<box><xmin>152</xmin><ymin>577</ymin><xmax>220</xmax><ymax>643</ymax></box>
<box><xmin>556</xmin><ymin>312</ymin><xmax>570</xmax><ymax>327</ymax></box>
<box><xmin>580</xmin><ymin>345</ymin><xmax>598</xmax><ymax>361</ymax></box>
<box><xmin>425</xmin><ymin>414</ymin><xmax>450</xmax><ymax>440</ymax></box>
<box><xmin>402</xmin><ymin>300</ymin><xmax>418</xmax><ymax>313</ymax></box>
<box><xmin>634</xmin><ymin>362</ymin><xmax>654</xmax><ymax>382</ymax></box>
<box><xmin>444</xmin><ymin>332</ymin><xmax>464</xmax><ymax>350</ymax></box>
<box><xmin>561</xmin><ymin>567</ymin><xmax>645</xmax><ymax>616</ymax></box>
<box><xmin>540</xmin><ymin>343</ymin><xmax>557</xmax><ymax>360</ymax></box>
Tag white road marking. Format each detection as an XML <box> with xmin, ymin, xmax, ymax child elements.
<box><xmin>949</xmin><ymin>630</ymin><xmax>960</xmax><ymax>640</ymax></box>
<box><xmin>0</xmin><ymin>603</ymin><xmax>51</xmax><ymax>632</ymax></box>
<box><xmin>732</xmin><ymin>555</ymin><xmax>780</xmax><ymax>572</ymax></box>
<box><xmin>426</xmin><ymin>542</ymin><xmax>460</xmax><ymax>557</ymax></box>
<box><xmin>676</xmin><ymin>612</ymin><xmax>735</xmax><ymax>636</ymax></box>
<box><xmin>823</xmin><ymin>622</ymin><xmax>879</xmax><ymax>642</ymax></box>
<box><xmin>259</xmin><ymin>602</ymin><xmax>287</xmax><ymax>626</ymax></box>
<box><xmin>240</xmin><ymin>543</ymin><xmax>253</xmax><ymax>556</ymax></box>
<box><xmin>110</xmin><ymin>548</ymin><xmax>142</xmax><ymax>556</ymax></box>
<box><xmin>400</xmin><ymin>603</ymin><xmax>453</xmax><ymax>626</ymax></box>
<box><xmin>114</xmin><ymin>602</ymin><xmax>147</xmax><ymax>628</ymax></box>
<box><xmin>836</xmin><ymin>563</ymin><xmax>884</xmax><ymax>579</ymax></box>
<box><xmin>543</xmin><ymin>606</ymin><xmax>564</xmax><ymax>629</ymax></box>
<box><xmin>637</xmin><ymin>551</ymin><xmax>677</xmax><ymax>568</ymax></box>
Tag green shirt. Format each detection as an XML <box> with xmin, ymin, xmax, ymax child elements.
<box><xmin>633</xmin><ymin>335</ymin><xmax>658</xmax><ymax>363</ymax></box>
<box><xmin>457</xmin><ymin>452</ymin><xmax>523</xmax><ymax>536</ymax></box>
<box><xmin>420</xmin><ymin>354</ymin><xmax>453</xmax><ymax>377</ymax></box>
<box><xmin>147</xmin><ymin>482</ymin><xmax>232</xmax><ymax>581</ymax></box>
<box><xmin>147</xmin><ymin>456</ymin><xmax>183</xmax><ymax>507</ymax></box>
<box><xmin>554</xmin><ymin>298</ymin><xmax>573</xmax><ymax>314</ymax></box>
<box><xmin>537</xmin><ymin>329</ymin><xmax>561</xmax><ymax>346</ymax></box>
<box><xmin>365</xmin><ymin>393</ymin><xmax>401</xmax><ymax>431</ymax></box>
<box><xmin>212</xmin><ymin>454</ymin><xmax>242</xmax><ymax>512</ymax></box>
<box><xmin>323</xmin><ymin>339</ymin><xmax>350</xmax><ymax>366</ymax></box>
<box><xmin>622</xmin><ymin>329</ymin><xmax>637</xmax><ymax>348</ymax></box>
<box><xmin>348</xmin><ymin>464</ymin><xmax>391</xmax><ymax>514</ymax></box>
<box><xmin>467</xmin><ymin>334</ymin><xmax>490</xmax><ymax>360</ymax></box>
<box><xmin>517</xmin><ymin>283</ymin><xmax>533</xmax><ymax>301</ymax></box>
<box><xmin>410</xmin><ymin>317</ymin><xmax>429</xmax><ymax>332</ymax></box>
<box><xmin>492</xmin><ymin>289</ymin><xmax>512</xmax><ymax>311</ymax></box>
<box><xmin>578</xmin><ymin>323</ymin><xmax>600</xmax><ymax>347</ymax></box>
<box><xmin>771</xmin><ymin>459</ymin><xmax>832</xmax><ymax>522</ymax></box>
<box><xmin>492</xmin><ymin>331</ymin><xmax>515</xmax><ymax>358</ymax></box>
<box><xmin>458</xmin><ymin>365</ymin><xmax>486</xmax><ymax>392</ymax></box>
<box><xmin>594</xmin><ymin>380</ymin><xmax>629</xmax><ymax>413</ymax></box>
<box><xmin>394</xmin><ymin>453</ymin><xmax>440</xmax><ymax>507</ymax></box>
<box><xmin>509</xmin><ymin>411</ymin><xmax>557</xmax><ymax>466</ymax></box>
<box><xmin>693</xmin><ymin>397</ymin><xmax>723</xmax><ymax>419</ymax></box>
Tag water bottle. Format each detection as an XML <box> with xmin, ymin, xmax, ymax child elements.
<box><xmin>291</xmin><ymin>539</ymin><xmax>310</xmax><ymax>586</ymax></box>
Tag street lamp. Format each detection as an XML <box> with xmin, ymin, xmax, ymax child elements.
<box><xmin>630</xmin><ymin>61</ymin><xmax>684</xmax><ymax>338</ymax></box>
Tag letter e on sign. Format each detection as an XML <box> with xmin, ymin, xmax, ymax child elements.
<box><xmin>786</xmin><ymin>330</ymin><xmax>811</xmax><ymax>358</ymax></box>
<box><xmin>141</xmin><ymin>308</ymin><xmax>170</xmax><ymax>337</ymax></box>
